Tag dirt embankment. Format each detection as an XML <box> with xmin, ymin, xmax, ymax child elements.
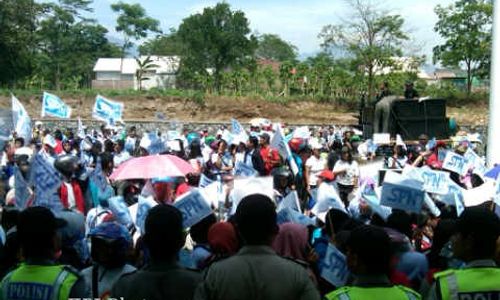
<box><xmin>0</xmin><ymin>94</ymin><xmax>488</xmax><ymax>126</ymax></box>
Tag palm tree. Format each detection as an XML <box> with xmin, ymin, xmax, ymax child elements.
<box><xmin>135</xmin><ymin>56</ymin><xmax>159</xmax><ymax>91</ymax></box>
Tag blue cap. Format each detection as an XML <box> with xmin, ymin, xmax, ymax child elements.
<box><xmin>89</xmin><ymin>221</ymin><xmax>132</xmax><ymax>246</ymax></box>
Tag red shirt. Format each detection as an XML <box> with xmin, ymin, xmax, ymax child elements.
<box><xmin>260</xmin><ymin>145</ymin><xmax>280</xmax><ymax>175</ymax></box>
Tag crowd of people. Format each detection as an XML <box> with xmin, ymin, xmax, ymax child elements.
<box><xmin>0</xmin><ymin>119</ymin><xmax>498</xmax><ymax>300</ymax></box>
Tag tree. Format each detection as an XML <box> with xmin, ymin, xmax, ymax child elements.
<box><xmin>135</xmin><ymin>56</ymin><xmax>159</xmax><ymax>91</ymax></box>
<box><xmin>37</xmin><ymin>0</ymin><xmax>120</xmax><ymax>89</ymax></box>
<box><xmin>433</xmin><ymin>0</ymin><xmax>492</xmax><ymax>94</ymax></box>
<box><xmin>177</xmin><ymin>2</ymin><xmax>257</xmax><ymax>92</ymax></box>
<box><xmin>139</xmin><ymin>29</ymin><xmax>184</xmax><ymax>56</ymax></box>
<box><xmin>111</xmin><ymin>1</ymin><xmax>161</xmax><ymax>58</ymax></box>
<box><xmin>0</xmin><ymin>0</ymin><xmax>41</xmax><ymax>86</ymax></box>
<box><xmin>37</xmin><ymin>0</ymin><xmax>94</xmax><ymax>89</ymax></box>
<box><xmin>319</xmin><ymin>0</ymin><xmax>409</xmax><ymax>97</ymax></box>
<box><xmin>255</xmin><ymin>34</ymin><xmax>298</xmax><ymax>62</ymax></box>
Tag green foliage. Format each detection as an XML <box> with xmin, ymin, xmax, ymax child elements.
<box><xmin>139</xmin><ymin>29</ymin><xmax>184</xmax><ymax>56</ymax></box>
<box><xmin>433</xmin><ymin>0</ymin><xmax>492</xmax><ymax>94</ymax></box>
<box><xmin>111</xmin><ymin>1</ymin><xmax>161</xmax><ymax>56</ymax></box>
<box><xmin>319</xmin><ymin>0</ymin><xmax>409</xmax><ymax>97</ymax></box>
<box><xmin>135</xmin><ymin>56</ymin><xmax>159</xmax><ymax>91</ymax></box>
<box><xmin>177</xmin><ymin>2</ymin><xmax>257</xmax><ymax>92</ymax></box>
<box><xmin>255</xmin><ymin>34</ymin><xmax>298</xmax><ymax>62</ymax></box>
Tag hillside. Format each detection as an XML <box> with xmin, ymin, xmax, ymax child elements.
<box><xmin>0</xmin><ymin>94</ymin><xmax>488</xmax><ymax>126</ymax></box>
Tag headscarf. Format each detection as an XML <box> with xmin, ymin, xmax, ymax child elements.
<box><xmin>272</xmin><ymin>222</ymin><xmax>309</xmax><ymax>261</ymax></box>
<box><xmin>207</xmin><ymin>222</ymin><xmax>239</xmax><ymax>256</ymax></box>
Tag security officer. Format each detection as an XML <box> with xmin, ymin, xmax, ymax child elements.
<box><xmin>0</xmin><ymin>206</ymin><xmax>89</xmax><ymax>300</ymax></box>
<box><xmin>325</xmin><ymin>225</ymin><xmax>421</xmax><ymax>300</ymax></box>
<box><xmin>429</xmin><ymin>206</ymin><xmax>500</xmax><ymax>300</ymax></box>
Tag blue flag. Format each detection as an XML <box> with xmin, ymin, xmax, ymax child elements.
<box><xmin>320</xmin><ymin>243</ymin><xmax>350</xmax><ymax>287</ymax></box>
<box><xmin>234</xmin><ymin>162</ymin><xmax>258</xmax><ymax>178</ymax></box>
<box><xmin>108</xmin><ymin>196</ymin><xmax>133</xmax><ymax>228</ymax></box>
<box><xmin>93</xmin><ymin>95</ymin><xmax>123</xmax><ymax>124</ymax></box>
<box><xmin>277</xmin><ymin>191</ymin><xmax>301</xmax><ymax>213</ymax></box>
<box><xmin>136</xmin><ymin>195</ymin><xmax>157</xmax><ymax>235</ymax></box>
<box><xmin>12</xmin><ymin>95</ymin><xmax>31</xmax><ymax>143</ymax></box>
<box><xmin>14</xmin><ymin>167</ymin><xmax>31</xmax><ymax>210</ymax></box>
<box><xmin>41</xmin><ymin>92</ymin><xmax>71</xmax><ymax>119</ymax></box>
<box><xmin>29</xmin><ymin>154</ymin><xmax>63</xmax><ymax>211</ymax></box>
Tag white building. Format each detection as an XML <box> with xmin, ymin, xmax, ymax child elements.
<box><xmin>92</xmin><ymin>56</ymin><xmax>180</xmax><ymax>90</ymax></box>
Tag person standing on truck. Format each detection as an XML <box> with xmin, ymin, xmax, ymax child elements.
<box><xmin>404</xmin><ymin>81</ymin><xmax>419</xmax><ymax>99</ymax></box>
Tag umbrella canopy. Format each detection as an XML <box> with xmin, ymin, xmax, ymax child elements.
<box><xmin>110</xmin><ymin>154</ymin><xmax>194</xmax><ymax>181</ymax></box>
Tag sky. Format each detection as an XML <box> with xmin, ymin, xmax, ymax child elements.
<box><xmin>91</xmin><ymin>0</ymin><xmax>455</xmax><ymax>62</ymax></box>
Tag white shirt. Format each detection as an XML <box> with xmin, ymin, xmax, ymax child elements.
<box><xmin>114</xmin><ymin>151</ymin><xmax>131</xmax><ymax>167</ymax></box>
<box><xmin>333</xmin><ymin>160</ymin><xmax>360</xmax><ymax>186</ymax></box>
<box><xmin>63</xmin><ymin>182</ymin><xmax>76</xmax><ymax>209</ymax></box>
<box><xmin>306</xmin><ymin>155</ymin><xmax>326</xmax><ymax>186</ymax></box>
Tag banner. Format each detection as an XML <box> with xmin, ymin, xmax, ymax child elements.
<box><xmin>464</xmin><ymin>148</ymin><xmax>486</xmax><ymax>176</ymax></box>
<box><xmin>29</xmin><ymin>154</ymin><xmax>63</xmax><ymax>211</ymax></box>
<box><xmin>41</xmin><ymin>92</ymin><xmax>71</xmax><ymax>119</ymax></box>
<box><xmin>320</xmin><ymin>243</ymin><xmax>350</xmax><ymax>287</ymax></box>
<box><xmin>108</xmin><ymin>196</ymin><xmax>134</xmax><ymax>228</ymax></box>
<box><xmin>234</xmin><ymin>161</ymin><xmax>258</xmax><ymax>178</ymax></box>
<box><xmin>0</xmin><ymin>109</ymin><xmax>13</xmax><ymax>150</ymax></box>
<box><xmin>270</xmin><ymin>127</ymin><xmax>299</xmax><ymax>175</ymax></box>
<box><xmin>77</xmin><ymin>117</ymin><xmax>85</xmax><ymax>139</ymax></box>
<box><xmin>14</xmin><ymin>167</ymin><xmax>31</xmax><ymax>210</ymax></box>
<box><xmin>93</xmin><ymin>95</ymin><xmax>123</xmax><ymax>124</ymax></box>
<box><xmin>231</xmin><ymin>118</ymin><xmax>249</xmax><ymax>143</ymax></box>
<box><xmin>311</xmin><ymin>183</ymin><xmax>346</xmax><ymax>219</ymax></box>
<box><xmin>292</xmin><ymin>126</ymin><xmax>310</xmax><ymax>139</ymax></box>
<box><xmin>174</xmin><ymin>189</ymin><xmax>213</xmax><ymax>228</ymax></box>
<box><xmin>442</xmin><ymin>151</ymin><xmax>468</xmax><ymax>176</ymax></box>
<box><xmin>230</xmin><ymin>177</ymin><xmax>274</xmax><ymax>214</ymax></box>
<box><xmin>380</xmin><ymin>172</ymin><xmax>424</xmax><ymax>213</ymax></box>
<box><xmin>136</xmin><ymin>195</ymin><xmax>158</xmax><ymax>235</ymax></box>
<box><xmin>11</xmin><ymin>95</ymin><xmax>31</xmax><ymax>142</ymax></box>
<box><xmin>373</xmin><ymin>133</ymin><xmax>390</xmax><ymax>145</ymax></box>
<box><xmin>199</xmin><ymin>173</ymin><xmax>215</xmax><ymax>188</ymax></box>
<box><xmin>277</xmin><ymin>207</ymin><xmax>315</xmax><ymax>227</ymax></box>
<box><xmin>421</xmin><ymin>167</ymin><xmax>450</xmax><ymax>195</ymax></box>
<box><xmin>277</xmin><ymin>191</ymin><xmax>301</xmax><ymax>213</ymax></box>
<box><xmin>424</xmin><ymin>194</ymin><xmax>441</xmax><ymax>217</ymax></box>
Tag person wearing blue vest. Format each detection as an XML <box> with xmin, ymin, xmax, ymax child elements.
<box><xmin>428</xmin><ymin>206</ymin><xmax>500</xmax><ymax>300</ymax></box>
<box><xmin>325</xmin><ymin>225</ymin><xmax>421</xmax><ymax>300</ymax></box>
<box><xmin>0</xmin><ymin>206</ymin><xmax>89</xmax><ymax>300</ymax></box>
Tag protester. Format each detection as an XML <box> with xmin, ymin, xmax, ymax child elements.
<box><xmin>325</xmin><ymin>225</ymin><xmax>421</xmax><ymax>300</ymax></box>
<box><xmin>0</xmin><ymin>207</ymin><xmax>90</xmax><ymax>299</ymax></box>
<box><xmin>205</xmin><ymin>221</ymin><xmax>240</xmax><ymax>265</ymax></box>
<box><xmin>194</xmin><ymin>194</ymin><xmax>321</xmax><ymax>300</ymax></box>
<box><xmin>260</xmin><ymin>133</ymin><xmax>281</xmax><ymax>175</ymax></box>
<box><xmin>305</xmin><ymin>142</ymin><xmax>326</xmax><ymax>192</ymax></box>
<box><xmin>111</xmin><ymin>205</ymin><xmax>202</xmax><ymax>300</ymax></box>
<box><xmin>82</xmin><ymin>222</ymin><xmax>136</xmax><ymax>299</ymax></box>
<box><xmin>333</xmin><ymin>147</ymin><xmax>360</xmax><ymax>207</ymax></box>
<box><xmin>245</xmin><ymin>136</ymin><xmax>266</xmax><ymax>176</ymax></box>
<box><xmin>428</xmin><ymin>207</ymin><xmax>500</xmax><ymax>300</ymax></box>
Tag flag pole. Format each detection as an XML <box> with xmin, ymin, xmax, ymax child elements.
<box><xmin>487</xmin><ymin>0</ymin><xmax>500</xmax><ymax>167</ymax></box>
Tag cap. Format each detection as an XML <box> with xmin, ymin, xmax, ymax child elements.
<box><xmin>17</xmin><ymin>206</ymin><xmax>67</xmax><ymax>237</ymax></box>
<box><xmin>89</xmin><ymin>221</ymin><xmax>132</xmax><ymax>245</ymax></box>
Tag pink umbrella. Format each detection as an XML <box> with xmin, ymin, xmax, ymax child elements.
<box><xmin>109</xmin><ymin>154</ymin><xmax>194</xmax><ymax>181</ymax></box>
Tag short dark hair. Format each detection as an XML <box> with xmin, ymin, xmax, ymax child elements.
<box><xmin>347</xmin><ymin>225</ymin><xmax>392</xmax><ymax>275</ymax></box>
<box><xmin>116</xmin><ymin>139</ymin><xmax>125</xmax><ymax>150</ymax></box>
<box><xmin>190</xmin><ymin>214</ymin><xmax>217</xmax><ymax>244</ymax></box>
<box><xmin>144</xmin><ymin>205</ymin><xmax>185</xmax><ymax>259</ymax></box>
<box><xmin>387</xmin><ymin>210</ymin><xmax>413</xmax><ymax>239</ymax></box>
<box><xmin>235</xmin><ymin>194</ymin><xmax>277</xmax><ymax>245</ymax></box>
<box><xmin>249</xmin><ymin>136</ymin><xmax>259</xmax><ymax>148</ymax></box>
<box><xmin>455</xmin><ymin>206</ymin><xmax>500</xmax><ymax>259</ymax></box>
<box><xmin>14</xmin><ymin>137</ymin><xmax>24</xmax><ymax>147</ymax></box>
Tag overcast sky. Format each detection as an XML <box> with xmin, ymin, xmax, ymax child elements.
<box><xmin>92</xmin><ymin>0</ymin><xmax>455</xmax><ymax>61</ymax></box>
